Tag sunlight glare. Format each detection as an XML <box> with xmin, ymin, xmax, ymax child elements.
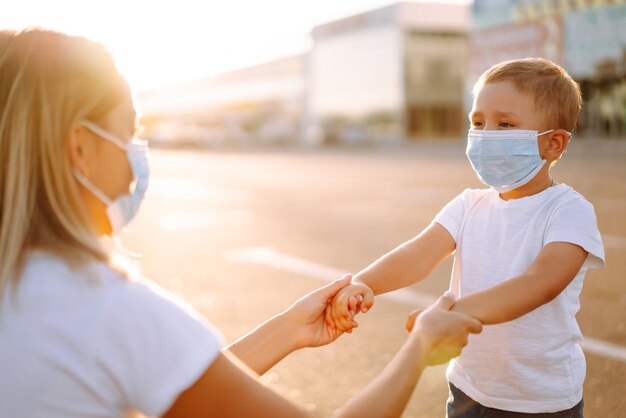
<box><xmin>0</xmin><ymin>0</ymin><xmax>470</xmax><ymax>91</ymax></box>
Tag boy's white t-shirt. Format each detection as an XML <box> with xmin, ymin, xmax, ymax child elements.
<box><xmin>434</xmin><ymin>184</ymin><xmax>605</xmax><ymax>413</ymax></box>
<box><xmin>0</xmin><ymin>251</ymin><xmax>224</xmax><ymax>418</ymax></box>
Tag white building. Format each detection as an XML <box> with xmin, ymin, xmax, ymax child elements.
<box><xmin>140</xmin><ymin>2</ymin><xmax>471</xmax><ymax>147</ymax></box>
<box><xmin>306</xmin><ymin>1</ymin><xmax>469</xmax><ymax>143</ymax></box>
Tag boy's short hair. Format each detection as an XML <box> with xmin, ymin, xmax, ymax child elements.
<box><xmin>473</xmin><ymin>58</ymin><xmax>582</xmax><ymax>132</ymax></box>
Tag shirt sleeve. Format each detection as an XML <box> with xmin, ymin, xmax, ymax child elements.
<box><xmin>544</xmin><ymin>196</ymin><xmax>605</xmax><ymax>269</ymax></box>
<box><xmin>94</xmin><ymin>278</ymin><xmax>224</xmax><ymax>417</ymax></box>
<box><xmin>433</xmin><ymin>190</ymin><xmax>470</xmax><ymax>243</ymax></box>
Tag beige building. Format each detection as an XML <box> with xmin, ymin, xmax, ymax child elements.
<box><xmin>306</xmin><ymin>1</ymin><xmax>469</xmax><ymax>143</ymax></box>
<box><xmin>140</xmin><ymin>55</ymin><xmax>305</xmax><ymax>147</ymax></box>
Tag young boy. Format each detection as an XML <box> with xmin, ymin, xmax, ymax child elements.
<box><xmin>329</xmin><ymin>58</ymin><xmax>605</xmax><ymax>417</ymax></box>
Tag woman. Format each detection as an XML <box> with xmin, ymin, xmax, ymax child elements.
<box><xmin>0</xmin><ymin>29</ymin><xmax>482</xmax><ymax>417</ymax></box>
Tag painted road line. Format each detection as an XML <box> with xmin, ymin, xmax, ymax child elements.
<box><xmin>224</xmin><ymin>247</ymin><xmax>436</xmax><ymax>307</ymax></box>
<box><xmin>582</xmin><ymin>338</ymin><xmax>626</xmax><ymax>362</ymax></box>
<box><xmin>148</xmin><ymin>178</ymin><xmax>252</xmax><ymax>204</ymax></box>
<box><xmin>224</xmin><ymin>246</ymin><xmax>626</xmax><ymax>363</ymax></box>
<box><xmin>159</xmin><ymin>210</ymin><xmax>253</xmax><ymax>231</ymax></box>
<box><xmin>603</xmin><ymin>234</ymin><xmax>626</xmax><ymax>249</ymax></box>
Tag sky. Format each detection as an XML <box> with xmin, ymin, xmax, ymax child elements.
<box><xmin>1</xmin><ymin>0</ymin><xmax>471</xmax><ymax>92</ymax></box>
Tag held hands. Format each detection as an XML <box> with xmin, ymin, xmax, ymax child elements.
<box><xmin>327</xmin><ymin>281</ymin><xmax>375</xmax><ymax>333</ymax></box>
<box><xmin>406</xmin><ymin>292</ymin><xmax>483</xmax><ymax>365</ymax></box>
<box><xmin>281</xmin><ymin>273</ymin><xmax>481</xmax><ymax>368</ymax></box>
<box><xmin>284</xmin><ymin>274</ymin><xmax>353</xmax><ymax>349</ymax></box>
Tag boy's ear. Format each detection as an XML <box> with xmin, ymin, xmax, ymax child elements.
<box><xmin>543</xmin><ymin>129</ymin><xmax>570</xmax><ymax>162</ymax></box>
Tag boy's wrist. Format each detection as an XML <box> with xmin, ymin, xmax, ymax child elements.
<box><xmin>350</xmin><ymin>279</ymin><xmax>373</xmax><ymax>293</ymax></box>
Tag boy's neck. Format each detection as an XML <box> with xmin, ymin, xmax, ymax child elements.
<box><xmin>498</xmin><ymin>168</ymin><xmax>555</xmax><ymax>201</ymax></box>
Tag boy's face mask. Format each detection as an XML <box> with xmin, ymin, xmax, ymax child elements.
<box><xmin>72</xmin><ymin>120</ymin><xmax>149</xmax><ymax>235</ymax></box>
<box><xmin>465</xmin><ymin>129</ymin><xmax>569</xmax><ymax>193</ymax></box>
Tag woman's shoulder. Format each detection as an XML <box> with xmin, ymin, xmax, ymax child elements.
<box><xmin>20</xmin><ymin>250</ymin><xmax>220</xmax><ymax>337</ymax></box>
<box><xmin>14</xmin><ymin>251</ymin><xmax>224</xmax><ymax>417</ymax></box>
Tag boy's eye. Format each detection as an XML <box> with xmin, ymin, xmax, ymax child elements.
<box><xmin>472</xmin><ymin>121</ymin><xmax>483</xmax><ymax>128</ymax></box>
<box><xmin>499</xmin><ymin>122</ymin><xmax>515</xmax><ymax>128</ymax></box>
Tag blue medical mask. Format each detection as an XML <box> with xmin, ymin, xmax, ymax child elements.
<box><xmin>465</xmin><ymin>129</ymin><xmax>568</xmax><ymax>193</ymax></box>
<box><xmin>73</xmin><ymin>120</ymin><xmax>149</xmax><ymax>235</ymax></box>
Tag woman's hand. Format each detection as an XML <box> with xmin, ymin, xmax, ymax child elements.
<box><xmin>226</xmin><ymin>274</ymin><xmax>353</xmax><ymax>375</ymax></box>
<box><xmin>284</xmin><ymin>274</ymin><xmax>353</xmax><ymax>349</ymax></box>
<box><xmin>406</xmin><ymin>292</ymin><xmax>483</xmax><ymax>365</ymax></box>
<box><xmin>328</xmin><ymin>281</ymin><xmax>374</xmax><ymax>333</ymax></box>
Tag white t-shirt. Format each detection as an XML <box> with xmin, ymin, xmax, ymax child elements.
<box><xmin>0</xmin><ymin>251</ymin><xmax>223</xmax><ymax>418</ymax></box>
<box><xmin>434</xmin><ymin>184</ymin><xmax>605</xmax><ymax>413</ymax></box>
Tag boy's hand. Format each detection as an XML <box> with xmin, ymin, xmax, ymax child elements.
<box><xmin>327</xmin><ymin>282</ymin><xmax>374</xmax><ymax>333</ymax></box>
<box><xmin>286</xmin><ymin>274</ymin><xmax>353</xmax><ymax>349</ymax></box>
<box><xmin>405</xmin><ymin>308</ymin><xmax>421</xmax><ymax>333</ymax></box>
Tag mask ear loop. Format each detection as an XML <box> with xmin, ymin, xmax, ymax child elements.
<box><xmin>73</xmin><ymin>169</ymin><xmax>114</xmax><ymax>206</ymax></box>
<box><xmin>538</xmin><ymin>129</ymin><xmax>572</xmax><ymax>137</ymax></box>
<box><xmin>80</xmin><ymin>120</ymin><xmax>129</xmax><ymax>150</ymax></box>
<box><xmin>537</xmin><ymin>129</ymin><xmax>555</xmax><ymax>136</ymax></box>
<box><xmin>112</xmin><ymin>236</ymin><xmax>143</xmax><ymax>259</ymax></box>
<box><xmin>538</xmin><ymin>129</ymin><xmax>572</xmax><ymax>166</ymax></box>
<box><xmin>77</xmin><ymin>122</ymin><xmax>145</xmax><ymax>261</ymax></box>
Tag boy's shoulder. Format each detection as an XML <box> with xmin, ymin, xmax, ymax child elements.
<box><xmin>458</xmin><ymin>187</ymin><xmax>493</xmax><ymax>200</ymax></box>
<box><xmin>545</xmin><ymin>184</ymin><xmax>595</xmax><ymax>209</ymax></box>
<box><xmin>457</xmin><ymin>184</ymin><xmax>595</xmax><ymax>212</ymax></box>
<box><xmin>456</xmin><ymin>187</ymin><xmax>494</xmax><ymax>205</ymax></box>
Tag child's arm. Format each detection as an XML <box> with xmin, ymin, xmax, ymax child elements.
<box><xmin>450</xmin><ymin>242</ymin><xmax>588</xmax><ymax>324</ymax></box>
<box><xmin>330</xmin><ymin>223</ymin><xmax>456</xmax><ymax>331</ymax></box>
<box><xmin>353</xmin><ymin>222</ymin><xmax>456</xmax><ymax>294</ymax></box>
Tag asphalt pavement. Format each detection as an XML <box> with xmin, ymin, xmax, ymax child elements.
<box><xmin>122</xmin><ymin>138</ymin><xmax>626</xmax><ymax>417</ymax></box>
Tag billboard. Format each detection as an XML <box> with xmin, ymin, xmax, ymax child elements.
<box><xmin>469</xmin><ymin>16</ymin><xmax>562</xmax><ymax>79</ymax></box>
<box><xmin>471</xmin><ymin>1</ymin><xmax>626</xmax><ymax>81</ymax></box>
<box><xmin>564</xmin><ymin>4</ymin><xmax>626</xmax><ymax>79</ymax></box>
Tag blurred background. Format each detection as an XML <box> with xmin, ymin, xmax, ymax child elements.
<box><xmin>3</xmin><ymin>1</ymin><xmax>625</xmax><ymax>417</ymax></box>
<box><xmin>141</xmin><ymin>0</ymin><xmax>626</xmax><ymax>148</ymax></box>
<box><xmin>141</xmin><ymin>0</ymin><xmax>626</xmax><ymax>147</ymax></box>
<box><xmin>4</xmin><ymin>0</ymin><xmax>625</xmax><ymax>146</ymax></box>
<box><xmin>140</xmin><ymin>0</ymin><xmax>626</xmax><ymax>147</ymax></box>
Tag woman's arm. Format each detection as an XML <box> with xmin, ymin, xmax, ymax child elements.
<box><xmin>163</xmin><ymin>294</ymin><xmax>482</xmax><ymax>418</ymax></box>
<box><xmin>162</xmin><ymin>349</ymin><xmax>311</xmax><ymax>418</ymax></box>
<box><xmin>227</xmin><ymin>275</ymin><xmax>350</xmax><ymax>375</ymax></box>
<box><xmin>334</xmin><ymin>295</ymin><xmax>481</xmax><ymax>418</ymax></box>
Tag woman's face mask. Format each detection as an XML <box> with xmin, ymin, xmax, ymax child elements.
<box><xmin>73</xmin><ymin>120</ymin><xmax>149</xmax><ymax>235</ymax></box>
<box><xmin>465</xmin><ymin>129</ymin><xmax>570</xmax><ymax>193</ymax></box>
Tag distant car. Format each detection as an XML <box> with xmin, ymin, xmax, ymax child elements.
<box><xmin>257</xmin><ymin>119</ymin><xmax>296</xmax><ymax>145</ymax></box>
<box><xmin>144</xmin><ymin>122</ymin><xmax>231</xmax><ymax>149</ymax></box>
<box><xmin>340</xmin><ymin>125</ymin><xmax>368</xmax><ymax>145</ymax></box>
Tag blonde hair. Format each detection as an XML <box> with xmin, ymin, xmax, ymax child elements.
<box><xmin>0</xmin><ymin>29</ymin><xmax>126</xmax><ymax>299</ymax></box>
<box><xmin>473</xmin><ymin>58</ymin><xmax>582</xmax><ymax>132</ymax></box>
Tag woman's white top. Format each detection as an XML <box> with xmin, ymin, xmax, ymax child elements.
<box><xmin>0</xmin><ymin>251</ymin><xmax>223</xmax><ymax>418</ymax></box>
